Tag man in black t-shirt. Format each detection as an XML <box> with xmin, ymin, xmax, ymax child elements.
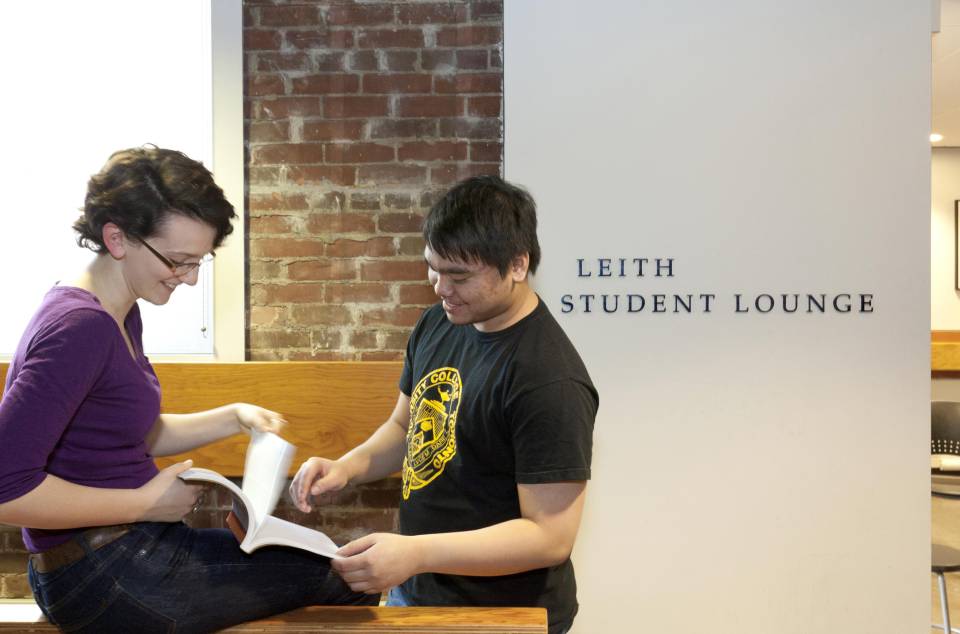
<box><xmin>291</xmin><ymin>176</ymin><xmax>598</xmax><ymax>634</ymax></box>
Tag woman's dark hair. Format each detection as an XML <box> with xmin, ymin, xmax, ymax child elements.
<box><xmin>423</xmin><ymin>175</ymin><xmax>541</xmax><ymax>276</ymax></box>
<box><xmin>73</xmin><ymin>146</ymin><xmax>236</xmax><ymax>253</ymax></box>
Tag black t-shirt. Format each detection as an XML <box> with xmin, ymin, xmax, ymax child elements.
<box><xmin>398</xmin><ymin>298</ymin><xmax>598</xmax><ymax>630</ymax></box>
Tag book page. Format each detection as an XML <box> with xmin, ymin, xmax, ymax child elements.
<box><xmin>179</xmin><ymin>467</ymin><xmax>254</xmax><ymax>533</ymax></box>
<box><xmin>241</xmin><ymin>430</ymin><xmax>296</xmax><ymax>524</ymax></box>
<box><xmin>933</xmin><ymin>454</ymin><xmax>960</xmax><ymax>471</ymax></box>
<box><xmin>246</xmin><ymin>515</ymin><xmax>341</xmax><ymax>559</ymax></box>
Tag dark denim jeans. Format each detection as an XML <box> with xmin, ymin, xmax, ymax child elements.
<box><xmin>27</xmin><ymin>521</ymin><xmax>377</xmax><ymax>633</ymax></box>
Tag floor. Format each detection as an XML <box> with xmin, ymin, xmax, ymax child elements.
<box><xmin>933</xmin><ymin>495</ymin><xmax>960</xmax><ymax>631</ymax></box>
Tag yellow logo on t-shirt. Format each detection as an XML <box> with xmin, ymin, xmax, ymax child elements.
<box><xmin>402</xmin><ymin>367</ymin><xmax>461</xmax><ymax>500</ymax></box>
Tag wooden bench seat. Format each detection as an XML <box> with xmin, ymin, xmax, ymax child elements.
<box><xmin>0</xmin><ymin>604</ymin><xmax>547</xmax><ymax>632</ymax></box>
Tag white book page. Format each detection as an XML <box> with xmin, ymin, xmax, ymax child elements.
<box><xmin>179</xmin><ymin>467</ymin><xmax>255</xmax><ymax>533</ymax></box>
<box><xmin>241</xmin><ymin>431</ymin><xmax>296</xmax><ymax>524</ymax></box>
<box><xmin>247</xmin><ymin>515</ymin><xmax>341</xmax><ymax>559</ymax></box>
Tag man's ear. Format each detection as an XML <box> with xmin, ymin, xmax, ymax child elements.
<box><xmin>101</xmin><ymin>222</ymin><xmax>127</xmax><ymax>260</ymax></box>
<box><xmin>509</xmin><ymin>253</ymin><xmax>530</xmax><ymax>283</ymax></box>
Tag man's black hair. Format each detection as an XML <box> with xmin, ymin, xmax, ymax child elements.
<box><xmin>422</xmin><ymin>175</ymin><xmax>541</xmax><ymax>276</ymax></box>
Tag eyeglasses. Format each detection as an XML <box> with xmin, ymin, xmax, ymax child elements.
<box><xmin>136</xmin><ymin>237</ymin><xmax>213</xmax><ymax>277</ymax></box>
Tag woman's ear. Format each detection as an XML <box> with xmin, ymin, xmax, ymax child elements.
<box><xmin>101</xmin><ymin>223</ymin><xmax>127</xmax><ymax>260</ymax></box>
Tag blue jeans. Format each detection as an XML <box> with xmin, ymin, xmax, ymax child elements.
<box><xmin>27</xmin><ymin>522</ymin><xmax>377</xmax><ymax>633</ymax></box>
<box><xmin>386</xmin><ymin>585</ymin><xmax>572</xmax><ymax>634</ymax></box>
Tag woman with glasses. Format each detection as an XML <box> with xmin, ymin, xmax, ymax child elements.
<box><xmin>0</xmin><ymin>147</ymin><xmax>375</xmax><ymax>632</ymax></box>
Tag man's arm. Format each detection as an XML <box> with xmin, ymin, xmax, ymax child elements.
<box><xmin>332</xmin><ymin>480</ymin><xmax>587</xmax><ymax>594</ymax></box>
<box><xmin>290</xmin><ymin>393</ymin><xmax>410</xmax><ymax>513</ymax></box>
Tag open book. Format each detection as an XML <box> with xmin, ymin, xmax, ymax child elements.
<box><xmin>179</xmin><ymin>431</ymin><xmax>340</xmax><ymax>559</ymax></box>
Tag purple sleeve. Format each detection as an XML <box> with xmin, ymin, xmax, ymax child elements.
<box><xmin>0</xmin><ymin>310</ymin><xmax>114</xmax><ymax>503</ymax></box>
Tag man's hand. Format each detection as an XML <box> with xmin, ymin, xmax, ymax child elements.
<box><xmin>289</xmin><ymin>457</ymin><xmax>350</xmax><ymax>512</ymax></box>
<box><xmin>332</xmin><ymin>533</ymin><xmax>425</xmax><ymax>594</ymax></box>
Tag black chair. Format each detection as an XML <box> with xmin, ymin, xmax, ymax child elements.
<box><xmin>932</xmin><ymin>401</ymin><xmax>960</xmax><ymax>633</ymax></box>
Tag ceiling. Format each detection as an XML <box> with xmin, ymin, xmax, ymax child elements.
<box><xmin>934</xmin><ymin>0</ymin><xmax>960</xmax><ymax>145</ymax></box>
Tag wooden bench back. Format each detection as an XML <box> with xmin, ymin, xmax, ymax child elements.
<box><xmin>0</xmin><ymin>362</ymin><xmax>403</xmax><ymax>477</ymax></box>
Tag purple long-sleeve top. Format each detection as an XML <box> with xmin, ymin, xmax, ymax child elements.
<box><xmin>0</xmin><ymin>287</ymin><xmax>161</xmax><ymax>552</ymax></box>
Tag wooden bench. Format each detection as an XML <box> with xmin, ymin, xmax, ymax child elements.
<box><xmin>0</xmin><ymin>362</ymin><xmax>547</xmax><ymax>633</ymax></box>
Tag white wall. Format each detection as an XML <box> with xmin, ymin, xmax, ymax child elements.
<box><xmin>933</xmin><ymin>148</ymin><xmax>960</xmax><ymax>329</ymax></box>
<box><xmin>505</xmin><ymin>1</ymin><xmax>930</xmax><ymax>632</ymax></box>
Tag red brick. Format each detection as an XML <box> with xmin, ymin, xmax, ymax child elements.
<box><xmin>285</xmin><ymin>350</ymin><xmax>352</xmax><ymax>361</ymax></box>
<box><xmin>359</xmin><ymin>350</ymin><xmax>405</xmax><ymax>361</ymax></box>
<box><xmin>244</xmin><ymin>29</ymin><xmax>281</xmax><ymax>51</ymax></box>
<box><xmin>399</xmin><ymin>283</ymin><xmax>438</xmax><ymax>305</ymax></box>
<box><xmin>470</xmin><ymin>141</ymin><xmax>502</xmax><ymax>162</ymax></box>
<box><xmin>249</xmin><ymin>330</ymin><xmax>313</xmax><ymax>350</ymax></box>
<box><xmin>397</xmin><ymin>96</ymin><xmax>462</xmax><ymax>117</ymax></box>
<box><xmin>312</xmin><ymin>191</ymin><xmax>347</xmax><ymax>211</ymax></box>
<box><xmin>398</xmin><ymin>141</ymin><xmax>467</xmax><ymax>161</ymax></box>
<box><xmin>349</xmin><ymin>330</ymin><xmax>380</xmax><ymax>349</ymax></box>
<box><xmin>249</xmin><ymin>216</ymin><xmax>294</xmax><ymax>234</ymax></box>
<box><xmin>258</xmin><ymin>97</ymin><xmax>322</xmax><ymax>119</ymax></box>
<box><xmin>251</xmin><ymin>143</ymin><xmax>323</xmax><ymax>165</ymax></box>
<box><xmin>349</xmin><ymin>193</ymin><xmax>381</xmax><ymax>211</ymax></box>
<box><xmin>398</xmin><ymin>236</ymin><xmax>426</xmax><ymax>256</ymax></box>
<box><xmin>369</xmin><ymin>119</ymin><xmax>437</xmax><ymax>139</ymax></box>
<box><xmin>360</xmin><ymin>306</ymin><xmax>424</xmax><ymax>327</ymax></box>
<box><xmin>348</xmin><ymin>50</ymin><xmax>379</xmax><ymax>71</ymax></box>
<box><xmin>358</xmin><ymin>28</ymin><xmax>424</xmax><ymax>49</ymax></box>
<box><xmin>249</xmin><ymin>121</ymin><xmax>290</xmax><ymax>143</ymax></box>
<box><xmin>467</xmin><ymin>95</ymin><xmax>501</xmax><ymax>117</ymax></box>
<box><xmin>361</xmin><ymin>260</ymin><xmax>428</xmax><ymax>282</ymax></box>
<box><xmin>248</xmin><ymin>166</ymin><xmax>281</xmax><ymax>185</ymax></box>
<box><xmin>246</xmin><ymin>74</ymin><xmax>285</xmax><ymax>97</ymax></box>
<box><xmin>471</xmin><ymin>1</ymin><xmax>503</xmax><ymax>21</ymax></box>
<box><xmin>357</xmin><ymin>164</ymin><xmax>427</xmax><ymax>185</ymax></box>
<box><xmin>362</xmin><ymin>74</ymin><xmax>432</xmax><ymax>94</ymax></box>
<box><xmin>431</xmin><ymin>162</ymin><xmax>500</xmax><ymax>185</ymax></box>
<box><xmin>259</xmin><ymin>5</ymin><xmax>320</xmax><ymax>27</ymax></box>
<box><xmin>257</xmin><ymin>52</ymin><xmax>310</xmax><ymax>72</ymax></box>
<box><xmin>438</xmin><ymin>117</ymin><xmax>501</xmax><ymax>139</ymax></box>
<box><xmin>243</xmin><ymin>6</ymin><xmax>256</xmax><ymax>27</ymax></box>
<box><xmin>456</xmin><ymin>49</ymin><xmax>489</xmax><ymax>70</ymax></box>
<box><xmin>436</xmin><ymin>26</ymin><xmax>501</xmax><ymax>47</ymax></box>
<box><xmin>379</xmin><ymin>213</ymin><xmax>424</xmax><ymax>233</ymax></box>
<box><xmin>250</xmin><ymin>306</ymin><xmax>286</xmax><ymax>327</ymax></box>
<box><xmin>290</xmin><ymin>304</ymin><xmax>353</xmax><ymax>326</ymax></box>
<box><xmin>324</xmin><ymin>96</ymin><xmax>389</xmax><ymax>118</ymax></box>
<box><xmin>325</xmin><ymin>237</ymin><xmax>396</xmax><ymax>257</ymax></box>
<box><xmin>380</xmin><ymin>330</ymin><xmax>412</xmax><ymax>351</ymax></box>
<box><xmin>307</xmin><ymin>213</ymin><xmax>376</xmax><ymax>233</ymax></box>
<box><xmin>287</xmin><ymin>30</ymin><xmax>354</xmax><ymax>50</ymax></box>
<box><xmin>436</xmin><ymin>73</ymin><xmax>501</xmax><ymax>94</ymax></box>
<box><xmin>249</xmin><ymin>193</ymin><xmax>309</xmax><ymax>212</ymax></box>
<box><xmin>314</xmin><ymin>52</ymin><xmax>346</xmax><ymax>71</ymax></box>
<box><xmin>287</xmin><ymin>260</ymin><xmax>358</xmax><ymax>281</ymax></box>
<box><xmin>384</xmin><ymin>193</ymin><xmax>413</xmax><ymax>209</ymax></box>
<box><xmin>325</xmin><ymin>4</ymin><xmax>395</xmax><ymax>26</ymax></box>
<box><xmin>249</xmin><ymin>260</ymin><xmax>282</xmax><ymax>280</ymax></box>
<box><xmin>251</xmin><ymin>238</ymin><xmax>324</xmax><ymax>258</ymax></box>
<box><xmin>421</xmin><ymin>50</ymin><xmax>455</xmax><ymax>71</ymax></box>
<box><xmin>397</xmin><ymin>3</ymin><xmax>468</xmax><ymax>24</ymax></box>
<box><xmin>326</xmin><ymin>283</ymin><xmax>392</xmax><ymax>303</ymax></box>
<box><xmin>325</xmin><ymin>143</ymin><xmax>395</xmax><ymax>164</ymax></box>
<box><xmin>302</xmin><ymin>120</ymin><xmax>364</xmax><ymax>142</ymax></box>
<box><xmin>491</xmin><ymin>47</ymin><xmax>502</xmax><ymax>68</ymax></box>
<box><xmin>291</xmin><ymin>74</ymin><xmax>360</xmax><ymax>95</ymax></box>
<box><xmin>287</xmin><ymin>166</ymin><xmax>357</xmax><ymax>186</ymax></box>
<box><xmin>254</xmin><ymin>283</ymin><xmax>324</xmax><ymax>304</ymax></box>
<box><xmin>385</xmin><ymin>51</ymin><xmax>419</xmax><ymax>71</ymax></box>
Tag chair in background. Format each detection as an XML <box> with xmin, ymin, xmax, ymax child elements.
<box><xmin>931</xmin><ymin>401</ymin><xmax>960</xmax><ymax>633</ymax></box>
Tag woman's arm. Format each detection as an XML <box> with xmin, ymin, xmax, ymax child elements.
<box><xmin>145</xmin><ymin>403</ymin><xmax>286</xmax><ymax>457</ymax></box>
<box><xmin>0</xmin><ymin>461</ymin><xmax>201</xmax><ymax>529</ymax></box>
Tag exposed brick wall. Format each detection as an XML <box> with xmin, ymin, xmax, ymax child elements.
<box><xmin>245</xmin><ymin>0</ymin><xmax>504</xmax><ymax>361</ymax></box>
